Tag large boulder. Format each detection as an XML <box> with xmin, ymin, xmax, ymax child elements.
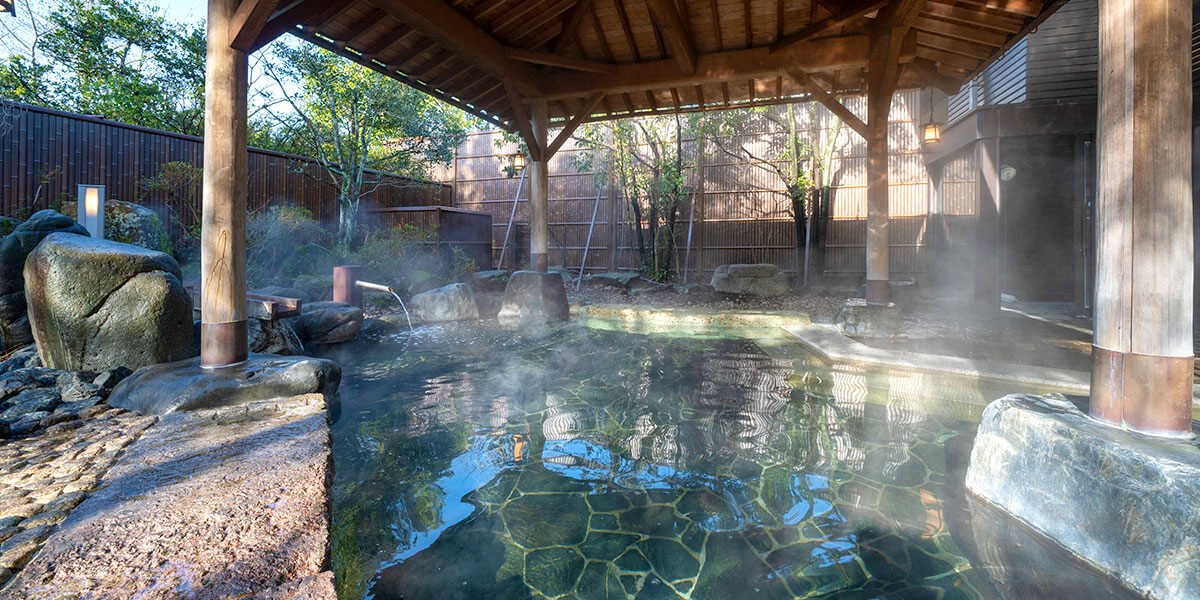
<box><xmin>0</xmin><ymin>211</ymin><xmax>89</xmax><ymax>351</ymax></box>
<box><xmin>108</xmin><ymin>354</ymin><xmax>341</xmax><ymax>416</ymax></box>
<box><xmin>25</xmin><ymin>233</ymin><xmax>193</xmax><ymax>372</ymax></box>
<box><xmin>582</xmin><ymin>272</ymin><xmax>640</xmax><ymax>290</ymax></box>
<box><xmin>710</xmin><ymin>264</ymin><xmax>790</xmax><ymax>297</ymax></box>
<box><xmin>411</xmin><ymin>283</ymin><xmax>479</xmax><ymax>322</ymax></box>
<box><xmin>966</xmin><ymin>394</ymin><xmax>1200</xmax><ymax>600</ymax></box>
<box><xmin>472</xmin><ymin>270</ymin><xmax>510</xmax><ymax>293</ymax></box>
<box><xmin>497</xmin><ymin>271</ymin><xmax>568</xmax><ymax>323</ymax></box>
<box><xmin>247</xmin><ymin>317</ymin><xmax>304</xmax><ymax>355</ymax></box>
<box><xmin>60</xmin><ymin>199</ymin><xmax>169</xmax><ymax>253</ymax></box>
<box><xmin>835</xmin><ymin>298</ymin><xmax>902</xmax><ymax>337</ymax></box>
<box><xmin>286</xmin><ymin>301</ymin><xmax>362</xmax><ymax>345</ymax></box>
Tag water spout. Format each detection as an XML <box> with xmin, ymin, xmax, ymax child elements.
<box><xmin>355</xmin><ymin>280</ymin><xmax>414</xmax><ymax>331</ymax></box>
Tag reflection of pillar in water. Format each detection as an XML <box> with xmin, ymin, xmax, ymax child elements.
<box><xmin>828</xmin><ymin>366</ymin><xmax>869</xmax><ymax>470</ymax></box>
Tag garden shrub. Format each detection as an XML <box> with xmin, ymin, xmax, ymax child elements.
<box><xmin>245</xmin><ymin>206</ymin><xmax>475</xmax><ymax>298</ymax></box>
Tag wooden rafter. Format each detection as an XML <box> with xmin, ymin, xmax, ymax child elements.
<box><xmin>250</xmin><ymin>0</ymin><xmax>351</xmax><ymax>52</ymax></box>
<box><xmin>506</xmin><ymin>47</ymin><xmax>617</xmax><ymax>73</ymax></box>
<box><xmin>543</xmin><ymin>33</ymin><xmax>890</xmax><ymax>99</ymax></box>
<box><xmin>337</xmin><ymin>7</ymin><xmax>387</xmax><ymax>49</ymax></box>
<box><xmin>645</xmin><ymin>0</ymin><xmax>697</xmax><ymax>73</ymax></box>
<box><xmin>924</xmin><ymin>1</ymin><xmax>1023</xmax><ymax>32</ymax></box>
<box><xmin>551</xmin><ymin>0</ymin><xmax>594</xmax><ymax>53</ymax></box>
<box><xmin>294</xmin><ymin>29</ymin><xmax>512</xmax><ymax>130</ymax></box>
<box><xmin>913</xmin><ymin>16</ymin><xmax>1007</xmax><ymax>46</ymax></box>
<box><xmin>905</xmin><ymin>58</ymin><xmax>961</xmax><ymax>94</ymax></box>
<box><xmin>365</xmin><ymin>0</ymin><xmax>543</xmax><ymax>96</ymax></box>
<box><xmin>545</xmin><ymin>92</ymin><xmax>605</xmax><ymax>157</ymax></box>
<box><xmin>771</xmin><ymin>0</ymin><xmax>887</xmax><ymax>53</ymax></box>
<box><xmin>788</xmin><ymin>69</ymin><xmax>867</xmax><ymax>136</ymax></box>
<box><xmin>230</xmin><ymin>0</ymin><xmax>282</xmax><ymax>52</ymax></box>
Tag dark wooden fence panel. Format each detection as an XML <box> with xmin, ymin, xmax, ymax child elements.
<box><xmin>0</xmin><ymin>101</ymin><xmax>449</xmax><ymax>231</ymax></box>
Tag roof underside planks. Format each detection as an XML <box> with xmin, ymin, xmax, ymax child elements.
<box><xmin>251</xmin><ymin>0</ymin><xmax>1066</xmax><ymax>131</ymax></box>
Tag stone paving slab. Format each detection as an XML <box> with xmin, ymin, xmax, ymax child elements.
<box><xmin>0</xmin><ymin>394</ymin><xmax>335</xmax><ymax>599</ymax></box>
<box><xmin>785</xmin><ymin>324</ymin><xmax>1093</xmax><ymax>394</ymax></box>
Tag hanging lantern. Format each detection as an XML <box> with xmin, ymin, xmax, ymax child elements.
<box><xmin>922</xmin><ymin>122</ymin><xmax>942</xmax><ymax>143</ymax></box>
<box><xmin>512</xmin><ymin>153</ymin><xmax>527</xmax><ymax>170</ymax></box>
<box><xmin>76</xmin><ymin>184</ymin><xmax>105</xmax><ymax>239</ymax></box>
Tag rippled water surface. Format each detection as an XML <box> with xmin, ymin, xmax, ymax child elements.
<box><xmin>316</xmin><ymin>322</ymin><xmax>1138</xmax><ymax>600</ymax></box>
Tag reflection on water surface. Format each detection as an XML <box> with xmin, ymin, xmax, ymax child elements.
<box><xmin>315</xmin><ymin>323</ymin><xmax>1138</xmax><ymax>600</ymax></box>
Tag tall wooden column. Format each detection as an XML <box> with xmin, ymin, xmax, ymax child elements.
<box><xmin>530</xmin><ymin>99</ymin><xmax>550</xmax><ymax>273</ymax></box>
<box><xmin>865</xmin><ymin>98</ymin><xmax>890</xmax><ymax>304</ymax></box>
<box><xmin>200</xmin><ymin>0</ymin><xmax>249</xmax><ymax>367</ymax></box>
<box><xmin>1091</xmin><ymin>0</ymin><xmax>1193</xmax><ymax>435</ymax></box>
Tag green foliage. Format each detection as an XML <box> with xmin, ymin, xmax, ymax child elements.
<box><xmin>256</xmin><ymin>43</ymin><xmax>476</xmax><ymax>244</ymax></box>
<box><xmin>0</xmin><ymin>0</ymin><xmax>206</xmax><ymax>135</ymax></box>
<box><xmin>246</xmin><ymin>206</ymin><xmax>333</xmax><ymax>286</ymax></box>
<box><xmin>245</xmin><ymin>207</ymin><xmax>474</xmax><ymax>296</ymax></box>
<box><xmin>572</xmin><ymin>115</ymin><xmax>699</xmax><ymax>281</ymax></box>
<box><xmin>141</xmin><ymin>161</ymin><xmax>203</xmax><ymax>258</ymax></box>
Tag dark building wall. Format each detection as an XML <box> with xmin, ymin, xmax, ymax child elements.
<box><xmin>948</xmin><ymin>0</ymin><xmax>1098</xmax><ymax>122</ymax></box>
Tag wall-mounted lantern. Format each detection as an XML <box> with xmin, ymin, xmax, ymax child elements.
<box><xmin>512</xmin><ymin>153</ymin><xmax>527</xmax><ymax>171</ymax></box>
<box><xmin>921</xmin><ymin>87</ymin><xmax>948</xmax><ymax>145</ymax></box>
<box><xmin>0</xmin><ymin>1</ymin><xmax>13</xmax><ymax>16</ymax></box>
<box><xmin>76</xmin><ymin>184</ymin><xmax>105</xmax><ymax>239</ymax></box>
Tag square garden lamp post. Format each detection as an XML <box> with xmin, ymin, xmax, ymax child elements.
<box><xmin>76</xmin><ymin>184</ymin><xmax>105</xmax><ymax>239</ymax></box>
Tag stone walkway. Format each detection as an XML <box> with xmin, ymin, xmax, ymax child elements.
<box><xmin>0</xmin><ymin>394</ymin><xmax>335</xmax><ymax>599</ymax></box>
<box><xmin>0</xmin><ymin>405</ymin><xmax>153</xmax><ymax>586</ymax></box>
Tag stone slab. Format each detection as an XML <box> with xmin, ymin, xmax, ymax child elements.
<box><xmin>784</xmin><ymin>324</ymin><xmax>1091</xmax><ymax>395</ymax></box>
<box><xmin>108</xmin><ymin>354</ymin><xmax>341</xmax><ymax>416</ymax></box>
<box><xmin>965</xmin><ymin>394</ymin><xmax>1200</xmax><ymax>600</ymax></box>
<box><xmin>0</xmin><ymin>394</ymin><xmax>336</xmax><ymax>599</ymax></box>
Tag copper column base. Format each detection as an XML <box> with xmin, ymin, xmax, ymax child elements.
<box><xmin>865</xmin><ymin>279</ymin><xmax>889</xmax><ymax>304</ymax></box>
<box><xmin>201</xmin><ymin>320</ymin><xmax>249</xmax><ymax>368</ymax></box>
<box><xmin>1090</xmin><ymin>346</ymin><xmax>1193</xmax><ymax>436</ymax></box>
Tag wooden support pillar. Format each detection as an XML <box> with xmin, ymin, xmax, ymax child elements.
<box><xmin>1091</xmin><ymin>0</ymin><xmax>1193</xmax><ymax>436</ymax></box>
<box><xmin>200</xmin><ymin>0</ymin><xmax>249</xmax><ymax>367</ymax></box>
<box><xmin>530</xmin><ymin>99</ymin><xmax>550</xmax><ymax>273</ymax></box>
<box><xmin>974</xmin><ymin>136</ymin><xmax>1001</xmax><ymax>310</ymax></box>
<box><xmin>864</xmin><ymin>100</ymin><xmax>890</xmax><ymax>304</ymax></box>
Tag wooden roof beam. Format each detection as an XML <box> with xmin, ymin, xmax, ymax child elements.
<box><xmin>503</xmin><ymin>82</ymin><xmax>544</xmax><ymax>160</ymax></box>
<box><xmin>789</xmin><ymin>69</ymin><xmax>867</xmax><ymax>137</ymax></box>
<box><xmin>230</xmin><ymin>0</ymin><xmax>282</xmax><ymax>52</ymax></box>
<box><xmin>545</xmin><ymin>92</ymin><xmax>604</xmax><ymax>157</ymax></box>
<box><xmin>366</xmin><ymin>0</ymin><xmax>543</xmax><ymax>97</ymax></box>
<box><xmin>645</xmin><ymin>0</ymin><xmax>697</xmax><ymax>73</ymax></box>
<box><xmin>505</xmin><ymin>47</ymin><xmax>617</xmax><ymax>73</ymax></box>
<box><xmin>903</xmin><ymin>58</ymin><xmax>962</xmax><ymax>94</ymax></box>
<box><xmin>543</xmin><ymin>34</ymin><xmax>893</xmax><ymax>99</ymax></box>
<box><xmin>771</xmin><ymin>0</ymin><xmax>887</xmax><ymax>54</ymax></box>
<box><xmin>252</xmin><ymin>0</ymin><xmax>352</xmax><ymax>52</ymax></box>
<box><xmin>551</xmin><ymin>0</ymin><xmax>594</xmax><ymax>53</ymax></box>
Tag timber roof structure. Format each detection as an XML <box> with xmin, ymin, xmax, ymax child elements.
<box><xmin>238</xmin><ymin>0</ymin><xmax>1067</xmax><ymax>130</ymax></box>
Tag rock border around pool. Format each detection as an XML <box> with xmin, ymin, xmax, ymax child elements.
<box><xmin>966</xmin><ymin>394</ymin><xmax>1200</xmax><ymax>600</ymax></box>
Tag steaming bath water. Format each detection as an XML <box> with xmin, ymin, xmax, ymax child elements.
<box><xmin>314</xmin><ymin>322</ymin><xmax>1139</xmax><ymax>600</ymax></box>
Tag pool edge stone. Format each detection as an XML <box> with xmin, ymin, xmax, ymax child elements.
<box><xmin>965</xmin><ymin>393</ymin><xmax>1200</xmax><ymax>600</ymax></box>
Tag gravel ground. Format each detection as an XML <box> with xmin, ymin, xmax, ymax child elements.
<box><xmin>0</xmin><ymin>394</ymin><xmax>334</xmax><ymax>599</ymax></box>
<box><xmin>0</xmin><ymin>406</ymin><xmax>154</xmax><ymax>586</ymax></box>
